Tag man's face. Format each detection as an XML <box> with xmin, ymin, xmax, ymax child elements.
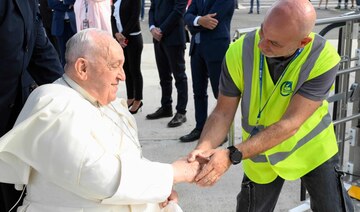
<box><xmin>258</xmin><ymin>23</ymin><xmax>300</xmax><ymax>58</ymax></box>
<box><xmin>86</xmin><ymin>42</ymin><xmax>125</xmax><ymax>105</ymax></box>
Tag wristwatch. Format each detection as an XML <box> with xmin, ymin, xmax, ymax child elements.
<box><xmin>227</xmin><ymin>146</ymin><xmax>242</xmax><ymax>165</ymax></box>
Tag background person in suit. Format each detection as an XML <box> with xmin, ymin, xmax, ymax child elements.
<box><xmin>39</xmin><ymin>0</ymin><xmax>61</xmax><ymax>56</ymax></box>
<box><xmin>0</xmin><ymin>0</ymin><xmax>64</xmax><ymax>210</ymax></box>
<box><xmin>147</xmin><ymin>0</ymin><xmax>189</xmax><ymax>128</ymax></box>
<box><xmin>180</xmin><ymin>0</ymin><xmax>235</xmax><ymax>142</ymax></box>
<box><xmin>111</xmin><ymin>0</ymin><xmax>144</xmax><ymax>114</ymax></box>
<box><xmin>48</xmin><ymin>0</ymin><xmax>77</xmax><ymax>67</ymax></box>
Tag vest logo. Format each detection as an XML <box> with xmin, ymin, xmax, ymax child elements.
<box><xmin>280</xmin><ymin>81</ymin><xmax>293</xmax><ymax>96</ymax></box>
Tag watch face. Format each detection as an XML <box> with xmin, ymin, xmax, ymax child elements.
<box><xmin>228</xmin><ymin>146</ymin><xmax>242</xmax><ymax>165</ymax></box>
<box><xmin>231</xmin><ymin>151</ymin><xmax>242</xmax><ymax>164</ymax></box>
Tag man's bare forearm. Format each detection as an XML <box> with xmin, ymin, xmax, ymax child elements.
<box><xmin>236</xmin><ymin>119</ymin><xmax>297</xmax><ymax>159</ymax></box>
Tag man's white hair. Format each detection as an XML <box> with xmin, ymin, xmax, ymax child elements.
<box><xmin>65</xmin><ymin>28</ymin><xmax>111</xmax><ymax>64</ymax></box>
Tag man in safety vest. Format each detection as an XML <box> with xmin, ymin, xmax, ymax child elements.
<box><xmin>188</xmin><ymin>0</ymin><xmax>355</xmax><ymax>211</ymax></box>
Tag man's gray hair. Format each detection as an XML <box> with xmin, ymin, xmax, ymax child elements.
<box><xmin>65</xmin><ymin>28</ymin><xmax>111</xmax><ymax>64</ymax></box>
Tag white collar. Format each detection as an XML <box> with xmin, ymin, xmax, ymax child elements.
<box><xmin>61</xmin><ymin>74</ymin><xmax>100</xmax><ymax>107</ymax></box>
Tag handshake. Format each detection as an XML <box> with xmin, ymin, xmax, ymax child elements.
<box><xmin>171</xmin><ymin>148</ymin><xmax>232</xmax><ymax>187</ymax></box>
<box><xmin>161</xmin><ymin>148</ymin><xmax>232</xmax><ymax>208</ymax></box>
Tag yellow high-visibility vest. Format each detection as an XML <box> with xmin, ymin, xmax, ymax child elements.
<box><xmin>225</xmin><ymin>30</ymin><xmax>340</xmax><ymax>184</ymax></box>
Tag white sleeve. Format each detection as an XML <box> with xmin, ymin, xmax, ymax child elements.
<box><xmin>102</xmin><ymin>155</ymin><xmax>173</xmax><ymax>205</ymax></box>
<box><xmin>0</xmin><ymin>86</ymin><xmax>173</xmax><ymax>204</ymax></box>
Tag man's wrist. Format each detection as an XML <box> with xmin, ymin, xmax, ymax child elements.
<box><xmin>149</xmin><ymin>25</ymin><xmax>156</xmax><ymax>31</ymax></box>
<box><xmin>195</xmin><ymin>141</ymin><xmax>212</xmax><ymax>151</ymax></box>
<box><xmin>194</xmin><ymin>16</ymin><xmax>201</xmax><ymax>26</ymax></box>
<box><xmin>227</xmin><ymin>146</ymin><xmax>242</xmax><ymax>165</ymax></box>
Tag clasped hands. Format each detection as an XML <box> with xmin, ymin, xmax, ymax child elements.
<box><xmin>162</xmin><ymin>148</ymin><xmax>231</xmax><ymax>208</ymax></box>
<box><xmin>198</xmin><ymin>13</ymin><xmax>218</xmax><ymax>30</ymax></box>
<box><xmin>190</xmin><ymin>148</ymin><xmax>232</xmax><ymax>187</ymax></box>
<box><xmin>150</xmin><ymin>27</ymin><xmax>163</xmax><ymax>42</ymax></box>
<box><xmin>115</xmin><ymin>32</ymin><xmax>127</xmax><ymax>48</ymax></box>
<box><xmin>172</xmin><ymin>148</ymin><xmax>231</xmax><ymax>187</ymax></box>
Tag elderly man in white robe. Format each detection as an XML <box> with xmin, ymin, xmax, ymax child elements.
<box><xmin>0</xmin><ymin>28</ymin><xmax>200</xmax><ymax>212</ymax></box>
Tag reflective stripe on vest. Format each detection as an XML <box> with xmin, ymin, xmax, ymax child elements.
<box><xmin>225</xmin><ymin>30</ymin><xmax>340</xmax><ymax>183</ymax></box>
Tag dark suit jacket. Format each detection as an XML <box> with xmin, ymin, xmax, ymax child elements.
<box><xmin>39</xmin><ymin>0</ymin><xmax>53</xmax><ymax>29</ymax></box>
<box><xmin>111</xmin><ymin>0</ymin><xmax>141</xmax><ymax>38</ymax></box>
<box><xmin>148</xmin><ymin>0</ymin><xmax>187</xmax><ymax>46</ymax></box>
<box><xmin>184</xmin><ymin>0</ymin><xmax>234</xmax><ymax>60</ymax></box>
<box><xmin>0</xmin><ymin>0</ymin><xmax>63</xmax><ymax>136</ymax></box>
<box><xmin>48</xmin><ymin>0</ymin><xmax>76</xmax><ymax>36</ymax></box>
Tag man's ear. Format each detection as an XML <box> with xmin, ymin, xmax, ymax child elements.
<box><xmin>74</xmin><ymin>58</ymin><xmax>88</xmax><ymax>80</ymax></box>
<box><xmin>300</xmin><ymin>36</ymin><xmax>312</xmax><ymax>48</ymax></box>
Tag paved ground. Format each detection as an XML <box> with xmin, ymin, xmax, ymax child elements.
<box><xmin>116</xmin><ymin>1</ymin><xmax>360</xmax><ymax>211</ymax></box>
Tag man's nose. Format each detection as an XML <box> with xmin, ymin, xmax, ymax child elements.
<box><xmin>118</xmin><ymin>67</ymin><xmax>126</xmax><ymax>81</ymax></box>
<box><xmin>258</xmin><ymin>38</ymin><xmax>267</xmax><ymax>50</ymax></box>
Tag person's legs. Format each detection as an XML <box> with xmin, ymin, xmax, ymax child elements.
<box><xmin>55</xmin><ymin>35</ymin><xmax>65</xmax><ymax>67</ymax></box>
<box><xmin>335</xmin><ymin>0</ymin><xmax>342</xmax><ymax>8</ymax></box>
<box><xmin>153</xmin><ymin>42</ymin><xmax>173</xmax><ymax>109</ymax></box>
<box><xmin>236</xmin><ymin>175</ymin><xmax>284</xmax><ymax>212</ymax></box>
<box><xmin>318</xmin><ymin>0</ymin><xmax>323</xmax><ymax>8</ymax></box>
<box><xmin>179</xmin><ymin>43</ymin><xmax>205</xmax><ymax>140</ymax></box>
<box><xmin>206</xmin><ymin>59</ymin><xmax>222</xmax><ymax>100</ymax></box>
<box><xmin>123</xmin><ymin>47</ymin><xmax>133</xmax><ymax>100</ymax></box>
<box><xmin>165</xmin><ymin>44</ymin><xmax>188</xmax><ymax>114</ymax></box>
<box><xmin>126</xmin><ymin>34</ymin><xmax>144</xmax><ymax>101</ymax></box>
<box><xmin>191</xmin><ymin>44</ymin><xmax>209</xmax><ymax>130</ymax></box>
<box><xmin>301</xmin><ymin>153</ymin><xmax>354</xmax><ymax>211</ymax></box>
<box><xmin>249</xmin><ymin>0</ymin><xmax>254</xmax><ymax>13</ymax></box>
<box><xmin>141</xmin><ymin>0</ymin><xmax>145</xmax><ymax>20</ymax></box>
<box><xmin>63</xmin><ymin>21</ymin><xmax>75</xmax><ymax>49</ymax></box>
<box><xmin>57</xmin><ymin>21</ymin><xmax>75</xmax><ymax>67</ymax></box>
<box><xmin>234</xmin><ymin>0</ymin><xmax>239</xmax><ymax>9</ymax></box>
<box><xmin>44</xmin><ymin>27</ymin><xmax>60</xmax><ymax>58</ymax></box>
<box><xmin>205</xmin><ymin>38</ymin><xmax>229</xmax><ymax>100</ymax></box>
<box><xmin>127</xmin><ymin>35</ymin><xmax>144</xmax><ymax>113</ymax></box>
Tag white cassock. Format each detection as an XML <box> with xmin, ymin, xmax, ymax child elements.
<box><xmin>0</xmin><ymin>75</ymin><xmax>173</xmax><ymax>212</ymax></box>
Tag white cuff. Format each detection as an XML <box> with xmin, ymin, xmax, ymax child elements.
<box><xmin>194</xmin><ymin>16</ymin><xmax>201</xmax><ymax>26</ymax></box>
